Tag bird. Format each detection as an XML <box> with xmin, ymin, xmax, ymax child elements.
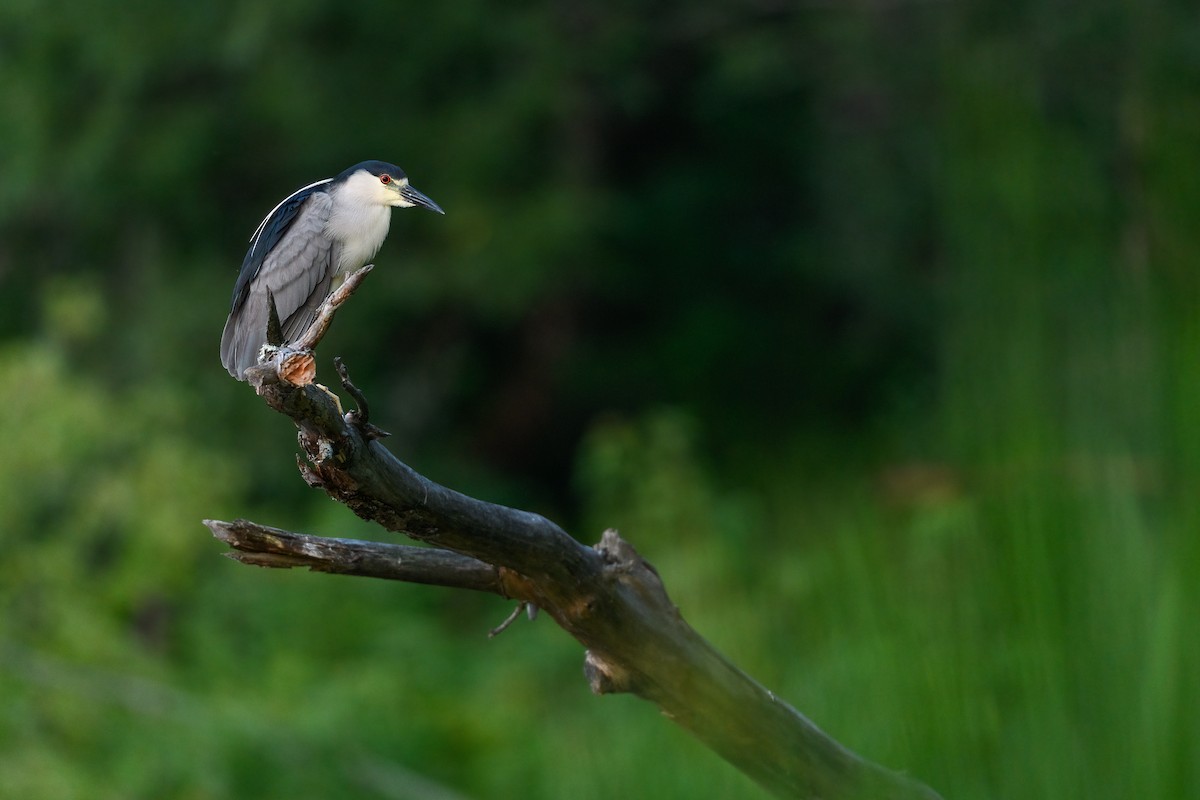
<box><xmin>220</xmin><ymin>160</ymin><xmax>444</xmax><ymax>380</ymax></box>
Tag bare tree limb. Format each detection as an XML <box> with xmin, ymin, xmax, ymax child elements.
<box><xmin>209</xmin><ymin>301</ymin><xmax>943</xmax><ymax>800</ymax></box>
<box><xmin>205</xmin><ymin>518</ymin><xmax>504</xmax><ymax>593</ymax></box>
<box><xmin>254</xmin><ymin>265</ymin><xmax>375</xmax><ymax>387</ymax></box>
<box><xmin>295</xmin><ymin>264</ymin><xmax>374</xmax><ymax>351</ymax></box>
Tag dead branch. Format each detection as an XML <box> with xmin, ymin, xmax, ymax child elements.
<box><xmin>254</xmin><ymin>265</ymin><xmax>375</xmax><ymax>387</ymax></box>
<box><xmin>295</xmin><ymin>264</ymin><xmax>374</xmax><ymax>351</ymax></box>
<box><xmin>206</xmin><ymin>518</ymin><xmax>503</xmax><ymax>593</ymax></box>
<box><xmin>207</xmin><ymin>296</ymin><xmax>943</xmax><ymax>800</ymax></box>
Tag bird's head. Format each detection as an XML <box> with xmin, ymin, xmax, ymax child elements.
<box><xmin>335</xmin><ymin>160</ymin><xmax>445</xmax><ymax>214</ymax></box>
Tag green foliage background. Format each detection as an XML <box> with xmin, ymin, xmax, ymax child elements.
<box><xmin>2</xmin><ymin>2</ymin><xmax>1197</xmax><ymax>797</ymax></box>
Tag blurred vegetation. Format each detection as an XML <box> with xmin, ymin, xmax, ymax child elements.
<box><xmin>1</xmin><ymin>1</ymin><xmax>1197</xmax><ymax>798</ymax></box>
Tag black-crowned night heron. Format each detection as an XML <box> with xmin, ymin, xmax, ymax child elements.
<box><xmin>220</xmin><ymin>160</ymin><xmax>444</xmax><ymax>379</ymax></box>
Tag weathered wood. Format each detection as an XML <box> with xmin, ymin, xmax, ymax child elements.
<box><xmin>205</xmin><ymin>519</ymin><xmax>504</xmax><ymax>593</ymax></box>
<box><xmin>208</xmin><ymin>283</ymin><xmax>943</xmax><ymax>800</ymax></box>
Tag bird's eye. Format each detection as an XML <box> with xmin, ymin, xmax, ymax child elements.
<box><xmin>379</xmin><ymin>174</ymin><xmax>392</xmax><ymax>185</ymax></box>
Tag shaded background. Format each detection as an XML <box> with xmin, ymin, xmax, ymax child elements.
<box><xmin>1</xmin><ymin>1</ymin><xmax>1196</xmax><ymax>797</ymax></box>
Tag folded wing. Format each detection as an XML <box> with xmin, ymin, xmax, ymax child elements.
<box><xmin>220</xmin><ymin>182</ymin><xmax>338</xmax><ymax>379</ymax></box>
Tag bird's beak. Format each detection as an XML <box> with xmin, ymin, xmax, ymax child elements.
<box><xmin>399</xmin><ymin>183</ymin><xmax>445</xmax><ymax>215</ymax></box>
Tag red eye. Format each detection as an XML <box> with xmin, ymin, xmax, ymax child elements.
<box><xmin>379</xmin><ymin>174</ymin><xmax>392</xmax><ymax>184</ymax></box>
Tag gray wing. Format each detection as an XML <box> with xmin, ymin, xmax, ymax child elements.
<box><xmin>220</xmin><ymin>191</ymin><xmax>337</xmax><ymax>379</ymax></box>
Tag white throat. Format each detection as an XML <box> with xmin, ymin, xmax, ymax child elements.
<box><xmin>325</xmin><ymin>170</ymin><xmax>396</xmax><ymax>275</ymax></box>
